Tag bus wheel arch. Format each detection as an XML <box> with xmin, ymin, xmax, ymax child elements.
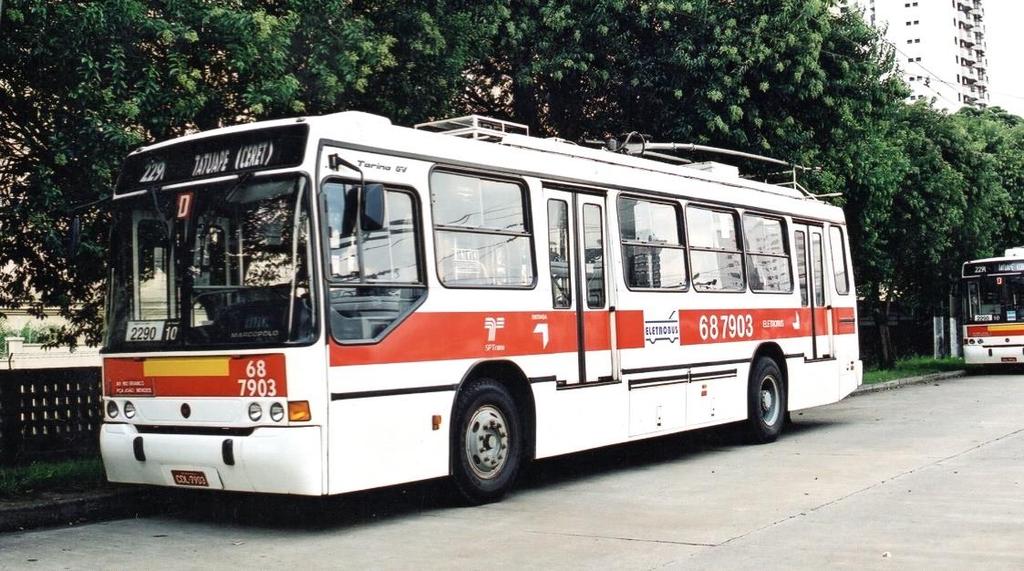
<box><xmin>449</xmin><ymin>360</ymin><xmax>535</xmax><ymax>504</ymax></box>
<box><xmin>746</xmin><ymin>343</ymin><xmax>788</xmax><ymax>443</ymax></box>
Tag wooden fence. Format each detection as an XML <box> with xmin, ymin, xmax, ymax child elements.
<box><xmin>0</xmin><ymin>367</ymin><xmax>102</xmax><ymax>465</ymax></box>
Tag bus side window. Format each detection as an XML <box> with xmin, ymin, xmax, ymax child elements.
<box><xmin>548</xmin><ymin>199</ymin><xmax>572</xmax><ymax>308</ymax></box>
<box><xmin>430</xmin><ymin>171</ymin><xmax>535</xmax><ymax>288</ymax></box>
<box><xmin>617</xmin><ymin>196</ymin><xmax>687</xmax><ymax>290</ymax></box>
<box><xmin>743</xmin><ymin>214</ymin><xmax>792</xmax><ymax>293</ymax></box>
<box><xmin>686</xmin><ymin>206</ymin><xmax>745</xmax><ymax>292</ymax></box>
<box><xmin>810</xmin><ymin>232</ymin><xmax>826</xmax><ymax>307</ymax></box>
<box><xmin>829</xmin><ymin>226</ymin><xmax>850</xmax><ymax>295</ymax></box>
<box><xmin>795</xmin><ymin>230</ymin><xmax>808</xmax><ymax>306</ymax></box>
<box><xmin>582</xmin><ymin>204</ymin><xmax>605</xmax><ymax>308</ymax></box>
<box><xmin>323</xmin><ymin>182</ymin><xmax>425</xmax><ymax>342</ymax></box>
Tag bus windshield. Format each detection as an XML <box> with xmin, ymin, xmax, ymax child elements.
<box><xmin>104</xmin><ymin>175</ymin><xmax>316</xmax><ymax>351</ymax></box>
<box><xmin>965</xmin><ymin>274</ymin><xmax>1024</xmax><ymax>324</ymax></box>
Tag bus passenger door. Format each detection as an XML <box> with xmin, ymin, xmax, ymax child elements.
<box><xmin>793</xmin><ymin>224</ymin><xmax>831</xmax><ymax>359</ymax></box>
<box><xmin>544</xmin><ymin>188</ymin><xmax>613</xmax><ymax>385</ymax></box>
<box><xmin>791</xmin><ymin>222</ymin><xmax>840</xmax><ymax>410</ymax></box>
<box><xmin>809</xmin><ymin>226</ymin><xmax>834</xmax><ymax>358</ymax></box>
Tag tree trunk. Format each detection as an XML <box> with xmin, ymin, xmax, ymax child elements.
<box><xmin>877</xmin><ymin>298</ymin><xmax>896</xmax><ymax>369</ymax></box>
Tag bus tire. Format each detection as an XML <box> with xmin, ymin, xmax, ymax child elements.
<box><xmin>451</xmin><ymin>378</ymin><xmax>522</xmax><ymax>505</ymax></box>
<box><xmin>745</xmin><ymin>357</ymin><xmax>786</xmax><ymax>444</ymax></box>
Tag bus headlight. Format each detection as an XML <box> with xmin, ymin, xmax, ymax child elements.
<box><xmin>269</xmin><ymin>402</ymin><xmax>285</xmax><ymax>423</ymax></box>
<box><xmin>248</xmin><ymin>402</ymin><xmax>263</xmax><ymax>422</ymax></box>
<box><xmin>106</xmin><ymin>400</ymin><xmax>119</xmax><ymax>419</ymax></box>
<box><xmin>123</xmin><ymin>401</ymin><xmax>136</xmax><ymax>419</ymax></box>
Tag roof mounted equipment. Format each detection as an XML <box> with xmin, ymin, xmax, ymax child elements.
<box><xmin>598</xmin><ymin>132</ymin><xmax>839</xmax><ymax>200</ymax></box>
<box><xmin>415</xmin><ymin>115</ymin><xmax>529</xmax><ymax>142</ymax></box>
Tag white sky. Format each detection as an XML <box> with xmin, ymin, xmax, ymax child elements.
<box><xmin>985</xmin><ymin>0</ymin><xmax>1024</xmax><ymax>116</ymax></box>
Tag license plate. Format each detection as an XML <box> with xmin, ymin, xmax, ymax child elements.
<box><xmin>1002</xmin><ymin>357</ymin><xmax>1018</xmax><ymax>363</ymax></box>
<box><xmin>171</xmin><ymin>470</ymin><xmax>209</xmax><ymax>487</ymax></box>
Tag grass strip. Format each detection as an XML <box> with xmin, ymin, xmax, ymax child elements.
<box><xmin>0</xmin><ymin>457</ymin><xmax>106</xmax><ymax>498</ymax></box>
<box><xmin>863</xmin><ymin>356</ymin><xmax>965</xmax><ymax>385</ymax></box>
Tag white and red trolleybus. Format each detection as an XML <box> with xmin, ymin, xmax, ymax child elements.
<box><xmin>100</xmin><ymin>112</ymin><xmax>861</xmax><ymax>503</ymax></box>
<box><xmin>962</xmin><ymin>248</ymin><xmax>1024</xmax><ymax>365</ymax></box>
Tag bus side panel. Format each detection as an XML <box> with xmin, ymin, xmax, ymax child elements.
<box><xmin>327</xmin><ymin>364</ymin><xmax>455</xmax><ymax>495</ymax></box>
<box><xmin>787</xmin><ymin>358</ymin><xmax>841</xmax><ymax>411</ymax></box>
<box><xmin>531</xmin><ymin>380</ymin><xmax>629</xmax><ymax>459</ymax></box>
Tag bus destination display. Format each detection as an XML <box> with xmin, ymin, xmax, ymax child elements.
<box><xmin>115</xmin><ymin>124</ymin><xmax>308</xmax><ymax>195</ymax></box>
<box><xmin>963</xmin><ymin>261</ymin><xmax>1024</xmax><ymax>276</ymax></box>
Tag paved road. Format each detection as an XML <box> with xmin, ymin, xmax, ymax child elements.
<box><xmin>3</xmin><ymin>373</ymin><xmax>1023</xmax><ymax>570</ymax></box>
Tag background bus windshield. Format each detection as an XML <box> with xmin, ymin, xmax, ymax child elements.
<box><xmin>104</xmin><ymin>175</ymin><xmax>315</xmax><ymax>351</ymax></box>
<box><xmin>965</xmin><ymin>274</ymin><xmax>1024</xmax><ymax>324</ymax></box>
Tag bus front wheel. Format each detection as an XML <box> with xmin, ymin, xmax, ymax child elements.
<box><xmin>451</xmin><ymin>379</ymin><xmax>523</xmax><ymax>505</ymax></box>
<box><xmin>746</xmin><ymin>357</ymin><xmax>786</xmax><ymax>444</ymax></box>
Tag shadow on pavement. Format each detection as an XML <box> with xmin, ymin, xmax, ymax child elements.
<box><xmin>156</xmin><ymin>418</ymin><xmax>835</xmax><ymax>532</ymax></box>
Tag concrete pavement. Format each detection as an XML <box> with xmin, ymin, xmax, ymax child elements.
<box><xmin>1</xmin><ymin>372</ymin><xmax>1021</xmax><ymax>569</ymax></box>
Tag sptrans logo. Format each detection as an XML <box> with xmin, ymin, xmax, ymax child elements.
<box><xmin>483</xmin><ymin>316</ymin><xmax>507</xmax><ymax>351</ymax></box>
<box><xmin>484</xmin><ymin>316</ymin><xmax>506</xmax><ymax>342</ymax></box>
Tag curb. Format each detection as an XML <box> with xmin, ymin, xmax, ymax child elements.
<box><xmin>0</xmin><ymin>487</ymin><xmax>167</xmax><ymax>533</ymax></box>
<box><xmin>852</xmin><ymin>369</ymin><xmax>968</xmax><ymax>396</ymax></box>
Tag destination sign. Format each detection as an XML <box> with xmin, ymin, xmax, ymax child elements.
<box><xmin>964</xmin><ymin>261</ymin><xmax>1024</xmax><ymax>277</ymax></box>
<box><xmin>115</xmin><ymin>124</ymin><xmax>309</xmax><ymax>195</ymax></box>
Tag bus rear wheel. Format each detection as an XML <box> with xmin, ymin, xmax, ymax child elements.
<box><xmin>745</xmin><ymin>357</ymin><xmax>786</xmax><ymax>444</ymax></box>
<box><xmin>451</xmin><ymin>379</ymin><xmax>522</xmax><ymax>505</ymax></box>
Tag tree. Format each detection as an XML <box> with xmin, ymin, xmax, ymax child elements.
<box><xmin>0</xmin><ymin>0</ymin><xmax>498</xmax><ymax>344</ymax></box>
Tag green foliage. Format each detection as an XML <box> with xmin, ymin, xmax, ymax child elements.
<box><xmin>464</xmin><ymin>1</ymin><xmax>904</xmax><ymax>168</ymax></box>
<box><xmin>0</xmin><ymin>319</ymin><xmax>59</xmax><ymax>355</ymax></box>
<box><xmin>0</xmin><ymin>0</ymin><xmax>498</xmax><ymax>345</ymax></box>
<box><xmin>3</xmin><ymin>0</ymin><xmax>1024</xmax><ymax>354</ymax></box>
<box><xmin>862</xmin><ymin>356</ymin><xmax>965</xmax><ymax>385</ymax></box>
<box><xmin>0</xmin><ymin>458</ymin><xmax>106</xmax><ymax>497</ymax></box>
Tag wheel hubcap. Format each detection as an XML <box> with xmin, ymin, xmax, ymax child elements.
<box><xmin>464</xmin><ymin>405</ymin><xmax>509</xmax><ymax>480</ymax></box>
<box><xmin>760</xmin><ymin>375</ymin><xmax>781</xmax><ymax>426</ymax></box>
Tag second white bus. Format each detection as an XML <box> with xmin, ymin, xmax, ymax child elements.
<box><xmin>963</xmin><ymin>248</ymin><xmax>1024</xmax><ymax>365</ymax></box>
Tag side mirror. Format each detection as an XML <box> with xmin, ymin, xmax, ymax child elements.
<box><xmin>360</xmin><ymin>183</ymin><xmax>387</xmax><ymax>231</ymax></box>
<box><xmin>66</xmin><ymin>216</ymin><xmax>82</xmax><ymax>257</ymax></box>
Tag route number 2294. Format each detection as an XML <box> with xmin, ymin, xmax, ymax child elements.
<box><xmin>237</xmin><ymin>359</ymin><xmax>278</xmax><ymax>397</ymax></box>
<box><xmin>698</xmin><ymin>314</ymin><xmax>754</xmax><ymax>341</ymax></box>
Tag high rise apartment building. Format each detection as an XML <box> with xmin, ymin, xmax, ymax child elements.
<box><xmin>844</xmin><ymin>0</ymin><xmax>990</xmax><ymax>109</ymax></box>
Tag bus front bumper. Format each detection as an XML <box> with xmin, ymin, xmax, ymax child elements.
<box><xmin>964</xmin><ymin>344</ymin><xmax>1024</xmax><ymax>365</ymax></box>
<box><xmin>100</xmin><ymin>423</ymin><xmax>323</xmax><ymax>495</ymax></box>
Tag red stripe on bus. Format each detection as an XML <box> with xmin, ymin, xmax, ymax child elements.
<box><xmin>676</xmin><ymin>307</ymin><xmax>856</xmax><ymax>345</ymax></box>
<box><xmin>329</xmin><ymin>310</ymin><xmax>644</xmax><ymax>367</ymax></box>
<box><xmin>833</xmin><ymin>307</ymin><xmax>857</xmax><ymax>335</ymax></box>
<box><xmin>966</xmin><ymin>324</ymin><xmax>1024</xmax><ymax>338</ymax></box>
<box><xmin>328</xmin><ymin>306</ymin><xmax>856</xmax><ymax>366</ymax></box>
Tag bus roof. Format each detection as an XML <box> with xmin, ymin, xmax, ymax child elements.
<box><xmin>123</xmin><ymin>111</ymin><xmax>847</xmax><ymax>223</ymax></box>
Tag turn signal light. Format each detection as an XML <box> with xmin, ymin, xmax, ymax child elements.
<box><xmin>288</xmin><ymin>401</ymin><xmax>311</xmax><ymax>422</ymax></box>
